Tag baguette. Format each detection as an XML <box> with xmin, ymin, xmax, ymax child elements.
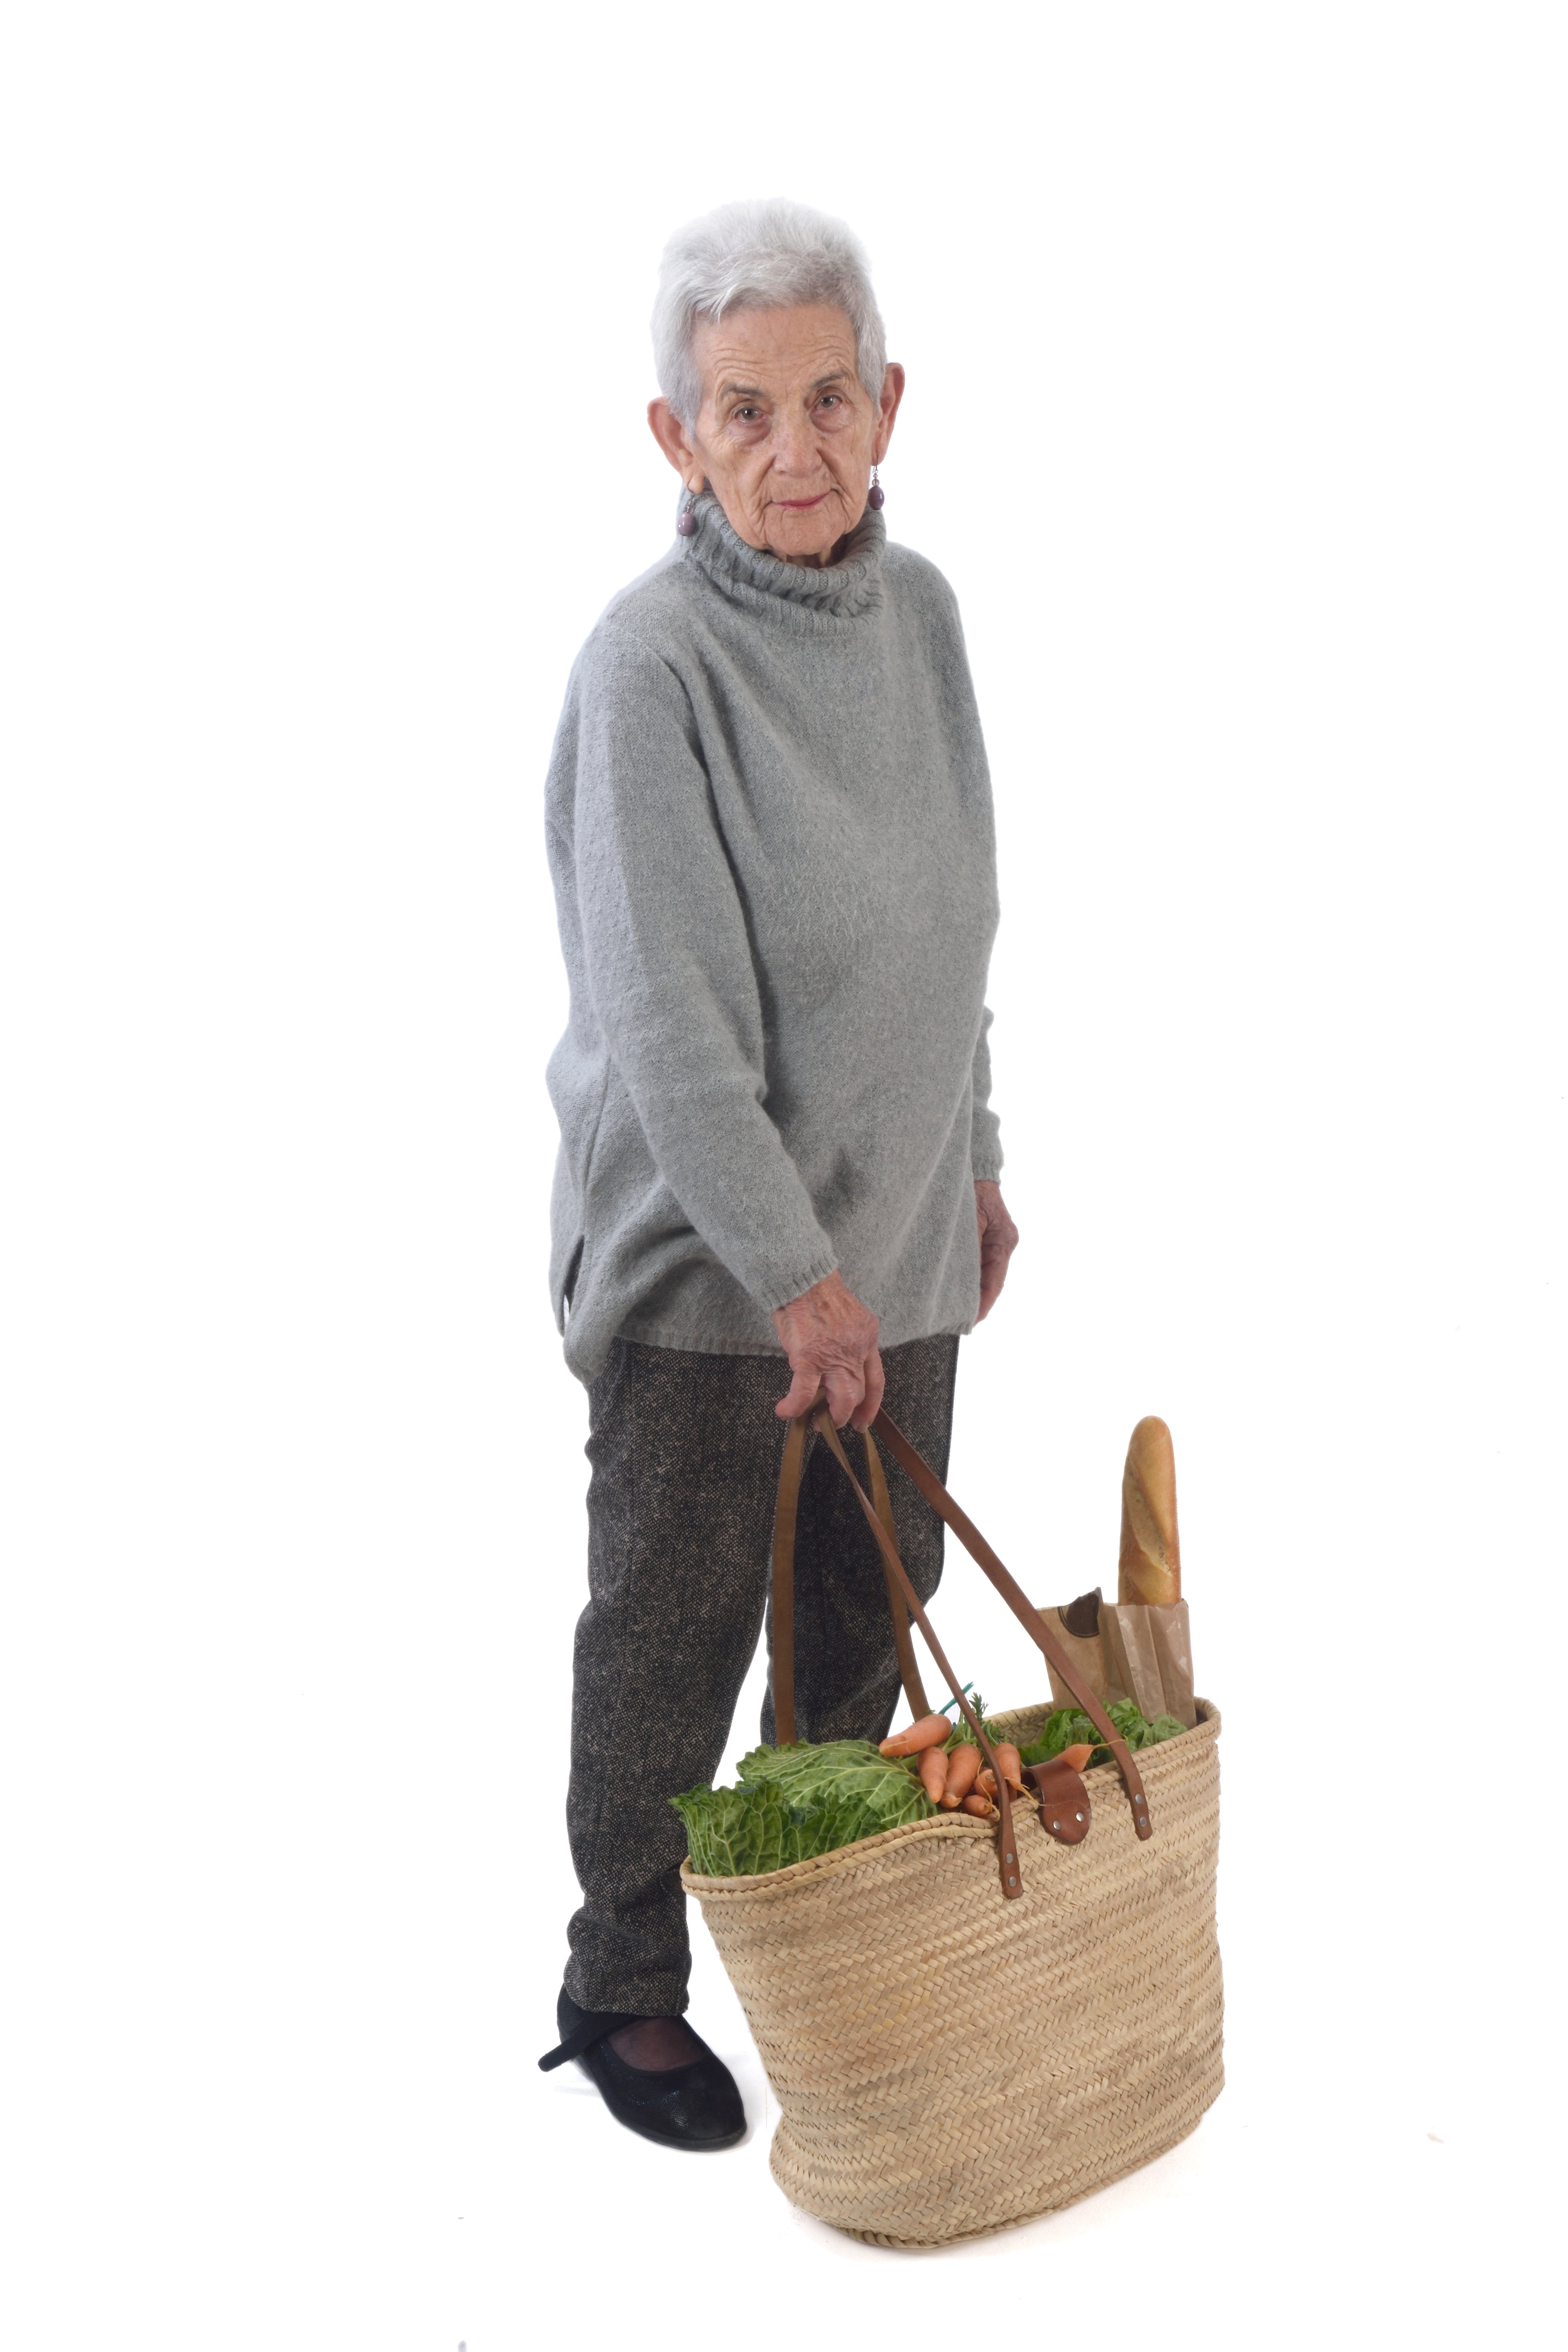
<box><xmin>1117</xmin><ymin>1415</ymin><xmax>1181</xmax><ymax>1605</ymax></box>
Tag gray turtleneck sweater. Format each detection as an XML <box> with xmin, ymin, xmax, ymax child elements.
<box><xmin>544</xmin><ymin>494</ymin><xmax>1002</xmax><ymax>1382</ymax></box>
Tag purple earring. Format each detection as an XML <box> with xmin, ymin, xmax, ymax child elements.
<box><xmin>867</xmin><ymin>465</ymin><xmax>885</xmax><ymax>511</ymax></box>
<box><xmin>676</xmin><ymin>489</ymin><xmax>699</xmax><ymax>537</ymax></box>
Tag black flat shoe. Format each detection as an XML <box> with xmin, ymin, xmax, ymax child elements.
<box><xmin>539</xmin><ymin>1989</ymin><xmax>746</xmax><ymax>2151</ymax></box>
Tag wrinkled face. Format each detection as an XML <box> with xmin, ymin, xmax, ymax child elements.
<box><xmin>649</xmin><ymin>304</ymin><xmax>904</xmax><ymax>567</ymax></box>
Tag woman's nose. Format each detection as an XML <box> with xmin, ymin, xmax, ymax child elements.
<box><xmin>771</xmin><ymin>417</ymin><xmax>822</xmax><ymax>476</ymax></box>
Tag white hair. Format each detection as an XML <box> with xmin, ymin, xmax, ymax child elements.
<box><xmin>651</xmin><ymin>198</ymin><xmax>887</xmax><ymax>427</ymax></box>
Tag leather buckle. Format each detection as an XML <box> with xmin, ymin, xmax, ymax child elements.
<box><xmin>1026</xmin><ymin>1759</ymin><xmax>1091</xmax><ymax>1845</ymax></box>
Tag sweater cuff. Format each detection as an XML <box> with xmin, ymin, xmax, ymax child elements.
<box><xmin>751</xmin><ymin>1247</ymin><xmax>841</xmax><ymax>1316</ymax></box>
<box><xmin>972</xmin><ymin>1161</ymin><xmax>1004</xmax><ymax>1185</ymax></box>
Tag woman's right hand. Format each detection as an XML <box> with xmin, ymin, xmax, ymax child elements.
<box><xmin>772</xmin><ymin>1271</ymin><xmax>884</xmax><ymax>1430</ymax></box>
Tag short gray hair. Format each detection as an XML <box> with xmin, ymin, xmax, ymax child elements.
<box><xmin>652</xmin><ymin>198</ymin><xmax>887</xmax><ymax>427</ymax></box>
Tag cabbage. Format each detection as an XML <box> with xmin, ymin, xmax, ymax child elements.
<box><xmin>671</xmin><ymin>1740</ymin><xmax>935</xmax><ymax>1878</ymax></box>
<box><xmin>669</xmin><ymin>1781</ymin><xmax>808</xmax><ymax>1878</ymax></box>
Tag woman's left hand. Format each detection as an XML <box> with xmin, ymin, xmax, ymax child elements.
<box><xmin>975</xmin><ymin>1180</ymin><xmax>1019</xmax><ymax>1321</ymax></box>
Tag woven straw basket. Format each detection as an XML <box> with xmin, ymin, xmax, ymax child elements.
<box><xmin>680</xmin><ymin>1407</ymin><xmax>1223</xmax><ymax>2246</ymax></box>
<box><xmin>682</xmin><ymin>1695</ymin><xmax>1222</xmax><ymax>2245</ymax></box>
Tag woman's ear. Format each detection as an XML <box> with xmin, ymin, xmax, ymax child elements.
<box><xmin>871</xmin><ymin>363</ymin><xmax>906</xmax><ymax>466</ymax></box>
<box><xmin>648</xmin><ymin>397</ymin><xmax>702</xmax><ymax>490</ymax></box>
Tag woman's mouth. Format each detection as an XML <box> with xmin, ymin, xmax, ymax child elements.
<box><xmin>774</xmin><ymin>491</ymin><xmax>830</xmax><ymax>510</ymax></box>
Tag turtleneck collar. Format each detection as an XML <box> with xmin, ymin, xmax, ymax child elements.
<box><xmin>679</xmin><ymin>490</ymin><xmax>886</xmax><ymax>623</ymax></box>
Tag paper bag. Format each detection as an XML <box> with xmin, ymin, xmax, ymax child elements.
<box><xmin>1099</xmin><ymin>1599</ymin><xmax>1196</xmax><ymax>1728</ymax></box>
<box><xmin>1041</xmin><ymin>1588</ymin><xmax>1111</xmax><ymax>1713</ymax></box>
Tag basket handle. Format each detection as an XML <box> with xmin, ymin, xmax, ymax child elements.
<box><xmin>773</xmin><ymin>1404</ymin><xmax>1024</xmax><ymax>1898</ymax></box>
<box><xmin>769</xmin><ymin>1413</ymin><xmax>930</xmax><ymax>1747</ymax></box>
<box><xmin>869</xmin><ymin>1408</ymin><xmax>1152</xmax><ymax>1844</ymax></box>
<box><xmin>864</xmin><ymin>1431</ymin><xmax>933</xmax><ymax>1724</ymax></box>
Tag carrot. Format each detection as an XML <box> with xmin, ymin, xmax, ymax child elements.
<box><xmin>918</xmin><ymin>1746</ymin><xmax>949</xmax><ymax>1804</ymax></box>
<box><xmin>1056</xmin><ymin>1743</ymin><xmax>1096</xmax><ymax>1772</ymax></box>
<box><xmin>977</xmin><ymin>1766</ymin><xmax>998</xmax><ymax>1799</ymax></box>
<box><xmin>960</xmin><ymin>1790</ymin><xmax>996</xmax><ymax>1818</ymax></box>
<box><xmin>879</xmin><ymin>1713</ymin><xmax>953</xmax><ymax>1758</ymax></box>
<box><xmin>939</xmin><ymin>1743</ymin><xmax>981</xmax><ymax>1808</ymax></box>
<box><xmin>993</xmin><ymin>1742</ymin><xmax>1025</xmax><ymax>1795</ymax></box>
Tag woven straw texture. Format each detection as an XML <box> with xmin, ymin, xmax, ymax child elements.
<box><xmin>681</xmin><ymin>1698</ymin><xmax>1222</xmax><ymax>2245</ymax></box>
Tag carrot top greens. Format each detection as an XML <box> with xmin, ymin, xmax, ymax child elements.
<box><xmin>1018</xmin><ymin>1699</ymin><xmax>1185</xmax><ymax>1769</ymax></box>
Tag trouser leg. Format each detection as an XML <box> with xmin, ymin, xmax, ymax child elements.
<box><xmin>563</xmin><ymin>1341</ymin><xmax>787</xmax><ymax>2016</ymax></box>
<box><xmin>760</xmin><ymin>1334</ymin><xmax>960</xmax><ymax>1747</ymax></box>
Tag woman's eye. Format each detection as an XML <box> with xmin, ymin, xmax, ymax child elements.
<box><xmin>734</xmin><ymin>407</ymin><xmax>762</xmax><ymax>423</ymax></box>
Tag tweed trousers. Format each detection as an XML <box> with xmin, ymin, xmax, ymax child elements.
<box><xmin>563</xmin><ymin>1334</ymin><xmax>960</xmax><ymax>2015</ymax></box>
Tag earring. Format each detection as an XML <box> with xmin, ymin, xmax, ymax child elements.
<box><xmin>676</xmin><ymin>488</ymin><xmax>699</xmax><ymax>537</ymax></box>
<box><xmin>867</xmin><ymin>465</ymin><xmax>885</xmax><ymax>511</ymax></box>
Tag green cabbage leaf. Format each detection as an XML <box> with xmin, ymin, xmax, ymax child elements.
<box><xmin>669</xmin><ymin>1781</ymin><xmax>811</xmax><ymax>1878</ymax></box>
<box><xmin>671</xmin><ymin>1739</ymin><xmax>935</xmax><ymax>1878</ymax></box>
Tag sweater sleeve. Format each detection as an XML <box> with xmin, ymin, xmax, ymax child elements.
<box><xmin>970</xmin><ymin>1005</ymin><xmax>1004</xmax><ymax>1181</ymax></box>
<box><xmin>567</xmin><ymin>631</ymin><xmax>840</xmax><ymax>1313</ymax></box>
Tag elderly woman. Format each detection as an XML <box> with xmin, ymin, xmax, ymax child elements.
<box><xmin>539</xmin><ymin>200</ymin><xmax>1018</xmax><ymax>2147</ymax></box>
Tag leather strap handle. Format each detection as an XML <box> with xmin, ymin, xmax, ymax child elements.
<box><xmin>809</xmin><ymin>1408</ymin><xmax>1023</xmax><ymax>1900</ymax></box>
<box><xmin>768</xmin><ymin>1412</ymin><xmax>809</xmax><ymax>1749</ymax></box>
<box><xmin>864</xmin><ymin>1430</ymin><xmax>932</xmax><ymax>1724</ymax></box>
<box><xmin>869</xmin><ymin>1409</ymin><xmax>1152</xmax><ymax>1841</ymax></box>
<box><xmin>769</xmin><ymin>1412</ymin><xmax>931</xmax><ymax>1743</ymax></box>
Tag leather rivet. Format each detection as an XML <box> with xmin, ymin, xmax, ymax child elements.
<box><xmin>1051</xmin><ymin>1820</ymin><xmax>1060</xmax><ymax>1830</ymax></box>
<box><xmin>1075</xmin><ymin>1811</ymin><xmax>1083</xmax><ymax>1822</ymax></box>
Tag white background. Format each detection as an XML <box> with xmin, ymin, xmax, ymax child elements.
<box><xmin>3</xmin><ymin>5</ymin><xmax>1564</xmax><ymax>2347</ymax></box>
